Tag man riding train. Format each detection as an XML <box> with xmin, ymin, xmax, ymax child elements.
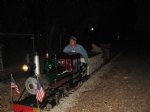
<box><xmin>63</xmin><ymin>36</ymin><xmax>88</xmax><ymax>64</ymax></box>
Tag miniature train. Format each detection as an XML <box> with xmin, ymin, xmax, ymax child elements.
<box><xmin>13</xmin><ymin>52</ymin><xmax>103</xmax><ymax>112</ymax></box>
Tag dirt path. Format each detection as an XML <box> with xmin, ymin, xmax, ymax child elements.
<box><xmin>66</xmin><ymin>48</ymin><xmax>150</xmax><ymax>112</ymax></box>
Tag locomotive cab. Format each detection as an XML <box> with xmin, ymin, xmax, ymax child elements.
<box><xmin>44</xmin><ymin>53</ymin><xmax>81</xmax><ymax>73</ymax></box>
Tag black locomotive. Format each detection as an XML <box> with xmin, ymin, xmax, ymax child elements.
<box><xmin>13</xmin><ymin>52</ymin><xmax>88</xmax><ymax>111</ymax></box>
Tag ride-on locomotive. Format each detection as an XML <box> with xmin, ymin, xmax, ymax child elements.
<box><xmin>13</xmin><ymin>52</ymin><xmax>87</xmax><ymax>111</ymax></box>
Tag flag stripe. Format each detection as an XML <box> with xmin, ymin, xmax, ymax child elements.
<box><xmin>36</xmin><ymin>88</ymin><xmax>45</xmax><ymax>102</ymax></box>
<box><xmin>36</xmin><ymin>81</ymin><xmax>45</xmax><ymax>102</ymax></box>
<box><xmin>11</xmin><ymin>76</ymin><xmax>20</xmax><ymax>94</ymax></box>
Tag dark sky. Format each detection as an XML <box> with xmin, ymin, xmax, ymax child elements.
<box><xmin>0</xmin><ymin>0</ymin><xmax>150</xmax><ymax>49</ymax></box>
<box><xmin>0</xmin><ymin>0</ymin><xmax>150</xmax><ymax>67</ymax></box>
<box><xmin>135</xmin><ymin>0</ymin><xmax>150</xmax><ymax>33</ymax></box>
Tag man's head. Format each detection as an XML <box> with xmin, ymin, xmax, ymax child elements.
<box><xmin>69</xmin><ymin>36</ymin><xmax>77</xmax><ymax>47</ymax></box>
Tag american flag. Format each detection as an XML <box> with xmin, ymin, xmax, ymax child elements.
<box><xmin>36</xmin><ymin>81</ymin><xmax>45</xmax><ymax>103</ymax></box>
<box><xmin>11</xmin><ymin>75</ymin><xmax>20</xmax><ymax>94</ymax></box>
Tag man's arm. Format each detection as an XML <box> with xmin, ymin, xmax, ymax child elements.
<box><xmin>79</xmin><ymin>45</ymin><xmax>88</xmax><ymax>63</ymax></box>
<box><xmin>63</xmin><ymin>45</ymin><xmax>70</xmax><ymax>53</ymax></box>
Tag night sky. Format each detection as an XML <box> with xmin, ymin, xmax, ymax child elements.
<box><xmin>136</xmin><ymin>0</ymin><xmax>150</xmax><ymax>33</ymax></box>
<box><xmin>0</xmin><ymin>0</ymin><xmax>150</xmax><ymax>40</ymax></box>
<box><xmin>0</xmin><ymin>0</ymin><xmax>150</xmax><ymax>67</ymax></box>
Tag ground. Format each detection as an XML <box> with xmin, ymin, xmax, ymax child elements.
<box><xmin>0</xmin><ymin>46</ymin><xmax>150</xmax><ymax>112</ymax></box>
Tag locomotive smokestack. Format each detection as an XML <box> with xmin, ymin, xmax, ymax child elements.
<box><xmin>34</xmin><ymin>52</ymin><xmax>40</xmax><ymax>76</ymax></box>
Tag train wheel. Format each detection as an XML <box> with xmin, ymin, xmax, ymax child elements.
<box><xmin>62</xmin><ymin>87</ymin><xmax>69</xmax><ymax>97</ymax></box>
<box><xmin>77</xmin><ymin>81</ymin><xmax>83</xmax><ymax>88</ymax></box>
<box><xmin>55</xmin><ymin>92</ymin><xmax>60</xmax><ymax>105</ymax></box>
<box><xmin>43</xmin><ymin>103</ymin><xmax>52</xmax><ymax>111</ymax></box>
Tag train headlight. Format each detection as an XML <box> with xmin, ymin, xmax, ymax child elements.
<box><xmin>22</xmin><ymin>64</ymin><xmax>29</xmax><ymax>72</ymax></box>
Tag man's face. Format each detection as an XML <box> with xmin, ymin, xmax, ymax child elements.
<box><xmin>91</xmin><ymin>43</ymin><xmax>95</xmax><ymax>48</ymax></box>
<box><xmin>69</xmin><ymin>39</ymin><xmax>77</xmax><ymax>47</ymax></box>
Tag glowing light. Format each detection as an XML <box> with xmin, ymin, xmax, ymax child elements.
<box><xmin>22</xmin><ymin>64</ymin><xmax>29</xmax><ymax>72</ymax></box>
<box><xmin>91</xmin><ymin>27</ymin><xmax>94</xmax><ymax>31</ymax></box>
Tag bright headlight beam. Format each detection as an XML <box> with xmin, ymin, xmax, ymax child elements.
<box><xmin>22</xmin><ymin>64</ymin><xmax>29</xmax><ymax>72</ymax></box>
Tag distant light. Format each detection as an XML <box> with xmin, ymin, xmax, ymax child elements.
<box><xmin>118</xmin><ymin>35</ymin><xmax>120</xmax><ymax>39</ymax></box>
<box><xmin>90</xmin><ymin>27</ymin><xmax>94</xmax><ymax>31</ymax></box>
